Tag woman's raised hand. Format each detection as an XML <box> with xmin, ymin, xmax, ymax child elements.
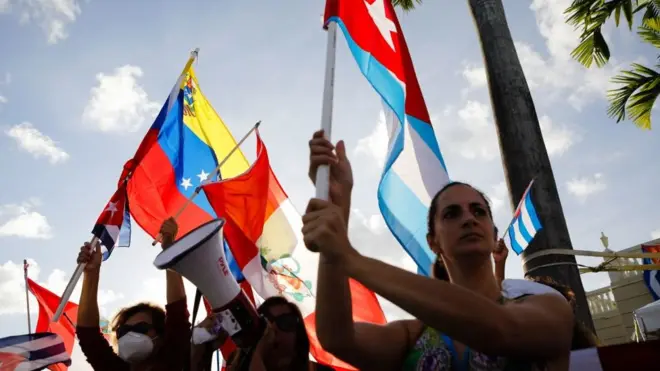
<box><xmin>302</xmin><ymin>198</ymin><xmax>355</xmax><ymax>263</ymax></box>
<box><xmin>159</xmin><ymin>217</ymin><xmax>179</xmax><ymax>250</ymax></box>
<box><xmin>77</xmin><ymin>241</ymin><xmax>102</xmax><ymax>272</ymax></box>
<box><xmin>308</xmin><ymin>130</ymin><xmax>353</xmax><ymax>204</ymax></box>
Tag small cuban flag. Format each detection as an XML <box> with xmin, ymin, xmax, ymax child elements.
<box><xmin>502</xmin><ymin>179</ymin><xmax>542</xmax><ymax>255</ymax></box>
<box><xmin>91</xmin><ymin>186</ymin><xmax>132</xmax><ymax>260</ymax></box>
<box><xmin>641</xmin><ymin>244</ymin><xmax>660</xmax><ymax>300</ymax></box>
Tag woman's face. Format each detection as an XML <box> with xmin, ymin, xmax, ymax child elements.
<box><xmin>263</xmin><ymin>303</ymin><xmax>300</xmax><ymax>368</ymax></box>
<box><xmin>116</xmin><ymin>310</ymin><xmax>160</xmax><ymax>349</ymax></box>
<box><xmin>428</xmin><ymin>184</ymin><xmax>495</xmax><ymax>263</ymax></box>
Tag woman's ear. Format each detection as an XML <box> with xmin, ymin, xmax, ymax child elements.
<box><xmin>426</xmin><ymin>233</ymin><xmax>440</xmax><ymax>254</ymax></box>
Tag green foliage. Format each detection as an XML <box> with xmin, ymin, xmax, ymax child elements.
<box><xmin>391</xmin><ymin>0</ymin><xmax>422</xmax><ymax>11</ymax></box>
<box><xmin>566</xmin><ymin>0</ymin><xmax>660</xmax><ymax>129</ymax></box>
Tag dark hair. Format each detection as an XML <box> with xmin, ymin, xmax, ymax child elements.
<box><xmin>528</xmin><ymin>276</ymin><xmax>600</xmax><ymax>350</ymax></box>
<box><xmin>258</xmin><ymin>296</ymin><xmax>310</xmax><ymax>370</ymax></box>
<box><xmin>229</xmin><ymin>296</ymin><xmax>310</xmax><ymax>371</ymax></box>
<box><xmin>432</xmin><ymin>259</ymin><xmax>450</xmax><ymax>281</ymax></box>
<box><xmin>427</xmin><ymin>182</ymin><xmax>494</xmax><ymax>238</ymax></box>
<box><xmin>110</xmin><ymin>302</ymin><xmax>166</xmax><ymax>345</ymax></box>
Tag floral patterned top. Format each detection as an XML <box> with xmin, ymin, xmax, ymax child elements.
<box><xmin>401</xmin><ymin>279</ymin><xmax>563</xmax><ymax>371</ymax></box>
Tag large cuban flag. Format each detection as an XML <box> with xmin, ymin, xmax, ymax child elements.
<box><xmin>324</xmin><ymin>0</ymin><xmax>450</xmax><ymax>276</ymax></box>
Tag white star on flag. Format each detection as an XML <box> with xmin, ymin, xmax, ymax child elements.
<box><xmin>181</xmin><ymin>177</ymin><xmax>192</xmax><ymax>190</ymax></box>
<box><xmin>365</xmin><ymin>0</ymin><xmax>397</xmax><ymax>50</ymax></box>
<box><xmin>197</xmin><ymin>170</ymin><xmax>209</xmax><ymax>182</ymax></box>
<box><xmin>105</xmin><ymin>201</ymin><xmax>118</xmax><ymax>217</ymax></box>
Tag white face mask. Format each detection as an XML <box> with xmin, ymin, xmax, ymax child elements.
<box><xmin>117</xmin><ymin>332</ymin><xmax>155</xmax><ymax>364</ymax></box>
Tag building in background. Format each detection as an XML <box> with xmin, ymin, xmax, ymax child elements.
<box><xmin>586</xmin><ymin>238</ymin><xmax>658</xmax><ymax>345</ymax></box>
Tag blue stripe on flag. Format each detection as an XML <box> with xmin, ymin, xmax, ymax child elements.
<box><xmin>378</xmin><ymin>170</ymin><xmax>435</xmax><ymax>276</ymax></box>
<box><xmin>328</xmin><ymin>17</ymin><xmax>406</xmax><ymax>124</ymax></box>
<box><xmin>330</xmin><ymin>17</ymin><xmax>451</xmax><ymax>277</ymax></box>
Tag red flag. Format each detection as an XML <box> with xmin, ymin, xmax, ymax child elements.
<box><xmin>26</xmin><ymin>279</ymin><xmax>78</xmax><ymax>371</ymax></box>
<box><xmin>202</xmin><ymin>132</ymin><xmax>386</xmax><ymax>370</ymax></box>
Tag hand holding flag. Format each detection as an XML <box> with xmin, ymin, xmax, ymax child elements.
<box><xmin>76</xmin><ymin>241</ymin><xmax>102</xmax><ymax>273</ymax></box>
<box><xmin>302</xmin><ymin>198</ymin><xmax>354</xmax><ymax>264</ymax></box>
<box><xmin>308</xmin><ymin>130</ymin><xmax>353</xmax><ymax>213</ymax></box>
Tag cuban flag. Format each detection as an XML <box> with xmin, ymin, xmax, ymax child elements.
<box><xmin>91</xmin><ymin>186</ymin><xmax>131</xmax><ymax>260</ymax></box>
<box><xmin>641</xmin><ymin>244</ymin><xmax>660</xmax><ymax>300</ymax></box>
<box><xmin>324</xmin><ymin>0</ymin><xmax>450</xmax><ymax>276</ymax></box>
<box><xmin>0</xmin><ymin>333</ymin><xmax>72</xmax><ymax>370</ymax></box>
<box><xmin>502</xmin><ymin>179</ymin><xmax>542</xmax><ymax>255</ymax></box>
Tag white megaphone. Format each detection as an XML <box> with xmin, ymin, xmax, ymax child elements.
<box><xmin>153</xmin><ymin>218</ymin><xmax>264</xmax><ymax>348</ymax></box>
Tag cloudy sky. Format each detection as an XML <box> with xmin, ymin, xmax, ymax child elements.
<box><xmin>1</xmin><ymin>0</ymin><xmax>659</xmax><ymax>369</ymax></box>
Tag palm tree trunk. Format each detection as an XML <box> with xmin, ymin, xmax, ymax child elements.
<box><xmin>467</xmin><ymin>0</ymin><xmax>595</xmax><ymax>331</ymax></box>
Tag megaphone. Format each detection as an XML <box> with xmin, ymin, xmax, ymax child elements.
<box><xmin>153</xmin><ymin>218</ymin><xmax>263</xmax><ymax>348</ymax></box>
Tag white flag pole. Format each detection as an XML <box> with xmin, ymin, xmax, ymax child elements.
<box><xmin>315</xmin><ymin>21</ymin><xmax>338</xmax><ymax>201</ymax></box>
<box><xmin>52</xmin><ymin>49</ymin><xmax>201</xmax><ymax>323</ymax></box>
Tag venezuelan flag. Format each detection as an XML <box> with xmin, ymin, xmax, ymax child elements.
<box><xmin>125</xmin><ymin>61</ymin><xmax>250</xmax><ymax>282</ymax></box>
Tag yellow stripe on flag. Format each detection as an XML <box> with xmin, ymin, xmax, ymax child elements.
<box><xmin>183</xmin><ymin>67</ymin><xmax>250</xmax><ymax>179</ymax></box>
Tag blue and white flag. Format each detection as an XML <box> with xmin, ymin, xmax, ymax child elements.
<box><xmin>0</xmin><ymin>332</ymin><xmax>71</xmax><ymax>371</ymax></box>
<box><xmin>326</xmin><ymin>0</ymin><xmax>450</xmax><ymax>276</ymax></box>
<box><xmin>502</xmin><ymin>179</ymin><xmax>542</xmax><ymax>255</ymax></box>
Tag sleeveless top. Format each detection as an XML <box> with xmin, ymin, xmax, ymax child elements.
<box><xmin>401</xmin><ymin>279</ymin><xmax>564</xmax><ymax>371</ymax></box>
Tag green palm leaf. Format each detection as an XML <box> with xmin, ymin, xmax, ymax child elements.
<box><xmin>391</xmin><ymin>0</ymin><xmax>422</xmax><ymax>11</ymax></box>
<box><xmin>607</xmin><ymin>63</ymin><xmax>660</xmax><ymax>129</ymax></box>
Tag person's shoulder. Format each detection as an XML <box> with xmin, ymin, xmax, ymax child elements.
<box><xmin>501</xmin><ymin>278</ymin><xmax>564</xmax><ymax>300</ymax></box>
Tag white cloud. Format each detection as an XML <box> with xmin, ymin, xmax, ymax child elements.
<box><xmin>5</xmin><ymin>122</ymin><xmax>70</xmax><ymax>164</ymax></box>
<box><xmin>461</xmin><ymin>64</ymin><xmax>487</xmax><ymax>90</ymax></box>
<box><xmin>0</xmin><ymin>199</ymin><xmax>53</xmax><ymax>239</ymax></box>
<box><xmin>487</xmin><ymin>181</ymin><xmax>509</xmax><ymax>214</ymax></box>
<box><xmin>0</xmin><ymin>95</ymin><xmax>6</xmax><ymax>104</ymax></box>
<box><xmin>461</xmin><ymin>0</ymin><xmax>631</xmax><ymax>111</ymax></box>
<box><xmin>0</xmin><ymin>259</ymin><xmax>123</xmax><ymax>318</ymax></box>
<box><xmin>0</xmin><ymin>71</ymin><xmax>9</xmax><ymax>105</ymax></box>
<box><xmin>566</xmin><ymin>173</ymin><xmax>607</xmax><ymax>201</ymax></box>
<box><xmin>354</xmin><ymin>110</ymin><xmax>389</xmax><ymax>168</ymax></box>
<box><xmin>538</xmin><ymin>115</ymin><xmax>578</xmax><ymax>157</ymax></box>
<box><xmin>1</xmin><ymin>0</ymin><xmax>83</xmax><ymax>44</ymax></box>
<box><xmin>82</xmin><ymin>65</ymin><xmax>160</xmax><ymax>133</ymax></box>
<box><xmin>652</xmin><ymin>229</ymin><xmax>660</xmax><ymax>240</ymax></box>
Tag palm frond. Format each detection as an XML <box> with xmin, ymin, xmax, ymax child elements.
<box><xmin>571</xmin><ymin>27</ymin><xmax>611</xmax><ymax>67</ymax></box>
<box><xmin>391</xmin><ymin>0</ymin><xmax>422</xmax><ymax>11</ymax></box>
<box><xmin>638</xmin><ymin>19</ymin><xmax>660</xmax><ymax>47</ymax></box>
<box><xmin>607</xmin><ymin>63</ymin><xmax>660</xmax><ymax>130</ymax></box>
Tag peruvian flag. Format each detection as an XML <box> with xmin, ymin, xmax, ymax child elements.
<box><xmin>201</xmin><ymin>131</ymin><xmax>386</xmax><ymax>369</ymax></box>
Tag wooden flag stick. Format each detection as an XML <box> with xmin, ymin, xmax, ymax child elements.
<box><xmin>151</xmin><ymin>120</ymin><xmax>261</xmax><ymax>246</ymax></box>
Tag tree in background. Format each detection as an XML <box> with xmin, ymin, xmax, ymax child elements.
<box><xmin>389</xmin><ymin>0</ymin><xmax>594</xmax><ymax>330</ymax></box>
<box><xmin>566</xmin><ymin>0</ymin><xmax>660</xmax><ymax>130</ymax></box>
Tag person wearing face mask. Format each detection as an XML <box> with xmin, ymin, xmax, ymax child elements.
<box><xmin>76</xmin><ymin>218</ymin><xmax>191</xmax><ymax>371</ymax></box>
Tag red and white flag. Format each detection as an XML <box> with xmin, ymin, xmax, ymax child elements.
<box><xmin>201</xmin><ymin>131</ymin><xmax>386</xmax><ymax>369</ymax></box>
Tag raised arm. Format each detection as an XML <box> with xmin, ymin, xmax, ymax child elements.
<box><xmin>307</xmin><ymin>131</ymin><xmax>410</xmax><ymax>370</ymax></box>
<box><xmin>493</xmin><ymin>238</ymin><xmax>508</xmax><ymax>286</ymax></box>
<box><xmin>343</xmin><ymin>251</ymin><xmax>572</xmax><ymax>358</ymax></box>
<box><xmin>159</xmin><ymin>218</ymin><xmax>186</xmax><ymax>304</ymax></box>
<box><xmin>75</xmin><ymin>242</ymin><xmax>127</xmax><ymax>370</ymax></box>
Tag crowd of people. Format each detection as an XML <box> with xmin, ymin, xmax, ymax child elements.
<box><xmin>74</xmin><ymin>131</ymin><xmax>599</xmax><ymax>371</ymax></box>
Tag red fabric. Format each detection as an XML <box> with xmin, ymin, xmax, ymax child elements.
<box><xmin>203</xmin><ymin>133</ymin><xmax>387</xmax><ymax>371</ymax></box>
<box><xmin>26</xmin><ymin>278</ymin><xmax>78</xmax><ymax>371</ymax></box>
<box><xmin>0</xmin><ymin>351</ymin><xmax>26</xmax><ymax>369</ymax></box>
<box><xmin>76</xmin><ymin>298</ymin><xmax>191</xmax><ymax>371</ymax></box>
<box><xmin>304</xmin><ymin>280</ymin><xmax>386</xmax><ymax>370</ymax></box>
<box><xmin>127</xmin><ymin>135</ymin><xmax>214</xmax><ymax>239</ymax></box>
<box><xmin>324</xmin><ymin>0</ymin><xmax>431</xmax><ymax>124</ymax></box>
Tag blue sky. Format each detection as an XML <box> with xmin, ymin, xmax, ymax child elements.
<box><xmin>0</xmin><ymin>0</ymin><xmax>659</xmax><ymax>369</ymax></box>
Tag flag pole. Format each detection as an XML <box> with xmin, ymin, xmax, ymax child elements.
<box><xmin>151</xmin><ymin>120</ymin><xmax>261</xmax><ymax>245</ymax></box>
<box><xmin>24</xmin><ymin>259</ymin><xmax>32</xmax><ymax>334</ymax></box>
<box><xmin>315</xmin><ymin>21</ymin><xmax>338</xmax><ymax>201</ymax></box>
<box><xmin>216</xmin><ymin>349</ymin><xmax>220</xmax><ymax>371</ymax></box>
<box><xmin>53</xmin><ymin>48</ymin><xmax>201</xmax><ymax>323</ymax></box>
